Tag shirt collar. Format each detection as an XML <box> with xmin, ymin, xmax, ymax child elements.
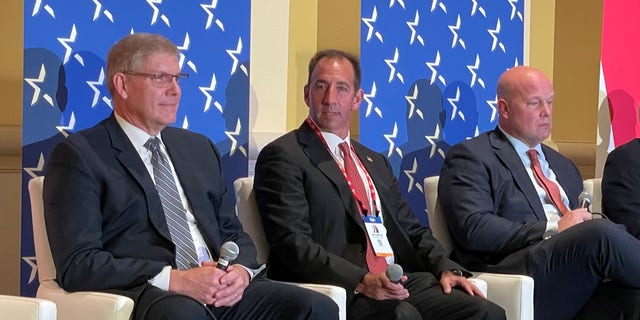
<box><xmin>114</xmin><ymin>112</ymin><xmax>163</xmax><ymax>151</ymax></box>
<box><xmin>498</xmin><ymin>125</ymin><xmax>544</xmax><ymax>162</ymax></box>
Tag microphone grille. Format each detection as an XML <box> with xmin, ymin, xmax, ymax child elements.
<box><xmin>385</xmin><ymin>264</ymin><xmax>403</xmax><ymax>282</ymax></box>
<box><xmin>220</xmin><ymin>241</ymin><xmax>240</xmax><ymax>260</ymax></box>
<box><xmin>579</xmin><ymin>191</ymin><xmax>593</xmax><ymax>204</ymax></box>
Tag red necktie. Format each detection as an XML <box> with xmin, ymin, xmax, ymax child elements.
<box><xmin>338</xmin><ymin>142</ymin><xmax>387</xmax><ymax>274</ymax></box>
<box><xmin>527</xmin><ymin>149</ymin><xmax>569</xmax><ymax>214</ymax></box>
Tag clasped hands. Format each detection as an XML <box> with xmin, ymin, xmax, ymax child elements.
<box><xmin>355</xmin><ymin>270</ymin><xmax>485</xmax><ymax>301</ymax></box>
<box><xmin>558</xmin><ymin>208</ymin><xmax>592</xmax><ymax>232</ymax></box>
<box><xmin>169</xmin><ymin>261</ymin><xmax>250</xmax><ymax>306</ymax></box>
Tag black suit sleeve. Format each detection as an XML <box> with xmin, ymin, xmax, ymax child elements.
<box><xmin>603</xmin><ymin>143</ymin><xmax>640</xmax><ymax>238</ymax></box>
<box><xmin>439</xmin><ymin>142</ymin><xmax>546</xmax><ymax>256</ymax></box>
<box><xmin>44</xmin><ymin>137</ymin><xmax>166</xmax><ymax>292</ymax></box>
<box><xmin>254</xmin><ymin>142</ymin><xmax>368</xmax><ymax>291</ymax></box>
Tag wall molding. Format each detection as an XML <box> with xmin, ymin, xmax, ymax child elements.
<box><xmin>0</xmin><ymin>125</ymin><xmax>21</xmax><ymax>172</ymax></box>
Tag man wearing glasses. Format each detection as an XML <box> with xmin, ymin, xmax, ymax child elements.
<box><xmin>43</xmin><ymin>33</ymin><xmax>338</xmax><ymax>320</ymax></box>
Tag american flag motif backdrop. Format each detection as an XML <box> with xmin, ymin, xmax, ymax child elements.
<box><xmin>21</xmin><ymin>0</ymin><xmax>250</xmax><ymax>296</ymax></box>
<box><xmin>359</xmin><ymin>0</ymin><xmax>525</xmax><ymax>225</ymax></box>
<box><xmin>596</xmin><ymin>0</ymin><xmax>640</xmax><ymax>176</ymax></box>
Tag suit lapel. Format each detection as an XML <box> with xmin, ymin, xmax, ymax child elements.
<box><xmin>298</xmin><ymin>122</ymin><xmax>365</xmax><ymax>229</ymax></box>
<box><xmin>490</xmin><ymin>129</ymin><xmax>547</xmax><ymax>220</ymax></box>
<box><xmin>104</xmin><ymin>115</ymin><xmax>172</xmax><ymax>241</ymax></box>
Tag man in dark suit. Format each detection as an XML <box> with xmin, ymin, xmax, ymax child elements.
<box><xmin>43</xmin><ymin>33</ymin><xmax>337</xmax><ymax>320</ymax></box>
<box><xmin>253</xmin><ymin>49</ymin><xmax>505</xmax><ymax>320</ymax></box>
<box><xmin>602</xmin><ymin>138</ymin><xmax>640</xmax><ymax>239</ymax></box>
<box><xmin>439</xmin><ymin>66</ymin><xmax>640</xmax><ymax>320</ymax></box>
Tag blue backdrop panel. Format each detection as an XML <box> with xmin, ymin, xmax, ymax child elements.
<box><xmin>360</xmin><ymin>0</ymin><xmax>524</xmax><ymax>225</ymax></box>
<box><xmin>21</xmin><ymin>0</ymin><xmax>250</xmax><ymax>296</ymax></box>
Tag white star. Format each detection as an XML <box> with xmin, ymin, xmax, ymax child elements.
<box><xmin>488</xmin><ymin>19</ymin><xmax>506</xmax><ymax>53</ymax></box>
<box><xmin>177</xmin><ymin>33</ymin><xmax>197</xmax><ymax>73</ymax></box>
<box><xmin>86</xmin><ymin>67</ymin><xmax>107</xmax><ymax>108</ymax></box>
<box><xmin>362</xmin><ymin>6</ymin><xmax>384</xmax><ymax>43</ymax></box>
<box><xmin>199</xmin><ymin>74</ymin><xmax>223</xmax><ymax>113</ymax></box>
<box><xmin>467</xmin><ymin>54</ymin><xmax>485</xmax><ymax>88</ymax></box>
<box><xmin>92</xmin><ymin>0</ymin><xmax>114</xmax><ymax>22</ymax></box>
<box><xmin>508</xmin><ymin>0</ymin><xmax>523</xmax><ymax>21</ymax></box>
<box><xmin>57</xmin><ymin>112</ymin><xmax>76</xmax><ymax>137</ymax></box>
<box><xmin>224</xmin><ymin>118</ymin><xmax>247</xmax><ymax>157</ymax></box>
<box><xmin>406</xmin><ymin>11</ymin><xmax>424</xmax><ymax>46</ymax></box>
<box><xmin>384</xmin><ymin>47</ymin><xmax>404</xmax><ymax>83</ymax></box>
<box><xmin>226</xmin><ymin>37</ymin><xmax>247</xmax><ymax>76</ymax></box>
<box><xmin>447</xmin><ymin>86</ymin><xmax>463</xmax><ymax>121</ymax></box>
<box><xmin>425</xmin><ymin>51</ymin><xmax>446</xmax><ymax>86</ymax></box>
<box><xmin>405</xmin><ymin>83</ymin><xmax>424</xmax><ymax>120</ymax></box>
<box><xmin>403</xmin><ymin>158</ymin><xmax>418</xmax><ymax>193</ymax></box>
<box><xmin>32</xmin><ymin>0</ymin><xmax>55</xmax><ymax>17</ymax></box>
<box><xmin>146</xmin><ymin>0</ymin><xmax>170</xmax><ymax>27</ymax></box>
<box><xmin>57</xmin><ymin>24</ymin><xmax>77</xmax><ymax>64</ymax></box>
<box><xmin>22</xmin><ymin>257</ymin><xmax>38</xmax><ymax>284</ymax></box>
<box><xmin>363</xmin><ymin>82</ymin><xmax>382</xmax><ymax>118</ymax></box>
<box><xmin>430</xmin><ymin>0</ymin><xmax>447</xmax><ymax>13</ymax></box>
<box><xmin>201</xmin><ymin>0</ymin><xmax>225</xmax><ymax>31</ymax></box>
<box><xmin>24</xmin><ymin>154</ymin><xmax>45</xmax><ymax>179</ymax></box>
<box><xmin>486</xmin><ymin>95</ymin><xmax>498</xmax><ymax>122</ymax></box>
<box><xmin>389</xmin><ymin>0</ymin><xmax>405</xmax><ymax>9</ymax></box>
<box><xmin>471</xmin><ymin>0</ymin><xmax>486</xmax><ymax>17</ymax></box>
<box><xmin>383</xmin><ymin>122</ymin><xmax>402</xmax><ymax>158</ymax></box>
<box><xmin>182</xmin><ymin>116</ymin><xmax>189</xmax><ymax>129</ymax></box>
<box><xmin>24</xmin><ymin>64</ymin><xmax>53</xmax><ymax>107</ymax></box>
<box><xmin>425</xmin><ymin>124</ymin><xmax>442</xmax><ymax>158</ymax></box>
<box><xmin>448</xmin><ymin>15</ymin><xmax>466</xmax><ymax>49</ymax></box>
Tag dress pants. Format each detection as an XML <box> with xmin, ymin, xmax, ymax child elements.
<box><xmin>347</xmin><ymin>272</ymin><xmax>505</xmax><ymax>320</ymax></box>
<box><xmin>134</xmin><ymin>277</ymin><xmax>339</xmax><ymax>320</ymax></box>
<box><xmin>488</xmin><ymin>219</ymin><xmax>640</xmax><ymax>320</ymax></box>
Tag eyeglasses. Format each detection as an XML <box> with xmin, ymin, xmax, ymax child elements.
<box><xmin>124</xmin><ymin>71</ymin><xmax>189</xmax><ymax>87</ymax></box>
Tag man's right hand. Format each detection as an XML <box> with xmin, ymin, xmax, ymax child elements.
<box><xmin>168</xmin><ymin>265</ymin><xmax>226</xmax><ymax>305</ymax></box>
<box><xmin>355</xmin><ymin>272</ymin><xmax>409</xmax><ymax>300</ymax></box>
<box><xmin>558</xmin><ymin>208</ymin><xmax>592</xmax><ymax>232</ymax></box>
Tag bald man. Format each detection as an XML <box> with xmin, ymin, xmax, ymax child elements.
<box><xmin>438</xmin><ymin>66</ymin><xmax>640</xmax><ymax>320</ymax></box>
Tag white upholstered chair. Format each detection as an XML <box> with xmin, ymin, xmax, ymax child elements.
<box><xmin>424</xmin><ymin>176</ymin><xmax>535</xmax><ymax>320</ymax></box>
<box><xmin>28</xmin><ymin>177</ymin><xmax>134</xmax><ymax>320</ymax></box>
<box><xmin>582</xmin><ymin>178</ymin><xmax>602</xmax><ymax>213</ymax></box>
<box><xmin>0</xmin><ymin>295</ymin><xmax>56</xmax><ymax>320</ymax></box>
<box><xmin>233</xmin><ymin>177</ymin><xmax>347</xmax><ymax>320</ymax></box>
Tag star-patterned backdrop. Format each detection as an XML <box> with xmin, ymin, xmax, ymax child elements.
<box><xmin>359</xmin><ymin>0</ymin><xmax>525</xmax><ymax>225</ymax></box>
<box><xmin>21</xmin><ymin>0</ymin><xmax>250</xmax><ymax>296</ymax></box>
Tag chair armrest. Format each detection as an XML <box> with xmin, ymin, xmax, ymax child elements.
<box><xmin>474</xmin><ymin>273</ymin><xmax>534</xmax><ymax>320</ymax></box>
<box><xmin>37</xmin><ymin>280</ymin><xmax>134</xmax><ymax>320</ymax></box>
<box><xmin>468</xmin><ymin>278</ymin><xmax>488</xmax><ymax>296</ymax></box>
<box><xmin>284</xmin><ymin>282</ymin><xmax>347</xmax><ymax>320</ymax></box>
<box><xmin>0</xmin><ymin>294</ymin><xmax>57</xmax><ymax>320</ymax></box>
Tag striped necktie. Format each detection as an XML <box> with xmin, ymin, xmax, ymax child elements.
<box><xmin>527</xmin><ymin>149</ymin><xmax>569</xmax><ymax>214</ymax></box>
<box><xmin>145</xmin><ymin>137</ymin><xmax>199</xmax><ymax>269</ymax></box>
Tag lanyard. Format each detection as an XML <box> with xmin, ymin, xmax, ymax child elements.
<box><xmin>305</xmin><ymin>117</ymin><xmax>380</xmax><ymax>216</ymax></box>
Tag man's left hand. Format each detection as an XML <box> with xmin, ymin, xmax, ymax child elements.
<box><xmin>439</xmin><ymin>270</ymin><xmax>486</xmax><ymax>298</ymax></box>
<box><xmin>201</xmin><ymin>262</ymin><xmax>250</xmax><ymax>307</ymax></box>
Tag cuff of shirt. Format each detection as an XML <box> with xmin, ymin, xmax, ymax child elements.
<box><xmin>543</xmin><ymin>221</ymin><xmax>558</xmax><ymax>239</ymax></box>
<box><xmin>148</xmin><ymin>265</ymin><xmax>172</xmax><ymax>290</ymax></box>
<box><xmin>237</xmin><ymin>263</ymin><xmax>266</xmax><ymax>281</ymax></box>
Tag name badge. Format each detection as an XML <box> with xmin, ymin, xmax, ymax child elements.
<box><xmin>363</xmin><ymin>215</ymin><xmax>393</xmax><ymax>257</ymax></box>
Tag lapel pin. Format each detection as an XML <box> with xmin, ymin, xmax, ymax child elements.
<box><xmin>366</xmin><ymin>156</ymin><xmax>373</xmax><ymax>162</ymax></box>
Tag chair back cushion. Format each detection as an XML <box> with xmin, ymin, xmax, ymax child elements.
<box><xmin>582</xmin><ymin>178</ymin><xmax>602</xmax><ymax>213</ymax></box>
<box><xmin>233</xmin><ymin>177</ymin><xmax>269</xmax><ymax>264</ymax></box>
<box><xmin>28</xmin><ymin>177</ymin><xmax>57</xmax><ymax>283</ymax></box>
<box><xmin>424</xmin><ymin>176</ymin><xmax>454</xmax><ymax>254</ymax></box>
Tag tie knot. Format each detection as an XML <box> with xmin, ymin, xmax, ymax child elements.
<box><xmin>145</xmin><ymin>137</ymin><xmax>161</xmax><ymax>152</ymax></box>
<box><xmin>338</xmin><ymin>142</ymin><xmax>350</xmax><ymax>157</ymax></box>
<box><xmin>526</xmin><ymin>149</ymin><xmax>538</xmax><ymax>160</ymax></box>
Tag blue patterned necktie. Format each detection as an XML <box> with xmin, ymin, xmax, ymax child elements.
<box><xmin>145</xmin><ymin>137</ymin><xmax>198</xmax><ymax>269</ymax></box>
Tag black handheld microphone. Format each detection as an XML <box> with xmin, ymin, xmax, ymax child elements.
<box><xmin>216</xmin><ymin>241</ymin><xmax>239</xmax><ymax>271</ymax></box>
<box><xmin>578</xmin><ymin>191</ymin><xmax>593</xmax><ymax>212</ymax></box>
<box><xmin>385</xmin><ymin>264</ymin><xmax>404</xmax><ymax>284</ymax></box>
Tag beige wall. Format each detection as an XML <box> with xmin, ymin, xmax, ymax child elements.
<box><xmin>1</xmin><ymin>0</ymin><xmax>604</xmax><ymax>295</ymax></box>
<box><xmin>0</xmin><ymin>1</ymin><xmax>23</xmax><ymax>295</ymax></box>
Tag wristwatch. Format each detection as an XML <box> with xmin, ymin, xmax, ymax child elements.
<box><xmin>449</xmin><ymin>269</ymin><xmax>464</xmax><ymax>277</ymax></box>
